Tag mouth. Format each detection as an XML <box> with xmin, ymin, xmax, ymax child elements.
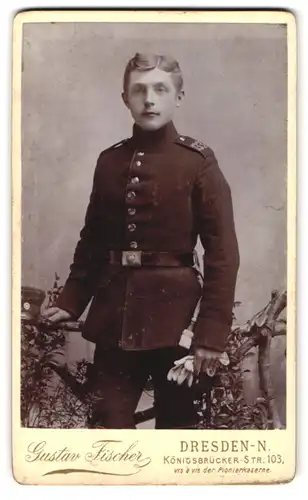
<box><xmin>142</xmin><ymin>111</ymin><xmax>160</xmax><ymax>117</ymax></box>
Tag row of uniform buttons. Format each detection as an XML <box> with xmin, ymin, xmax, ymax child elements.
<box><xmin>126</xmin><ymin>152</ymin><xmax>144</xmax><ymax>249</ymax></box>
<box><xmin>120</xmin><ymin>150</ymin><xmax>146</xmax><ymax>346</ymax></box>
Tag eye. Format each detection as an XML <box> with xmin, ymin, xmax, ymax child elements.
<box><xmin>131</xmin><ymin>84</ymin><xmax>145</xmax><ymax>95</ymax></box>
<box><xmin>155</xmin><ymin>84</ymin><xmax>168</xmax><ymax>93</ymax></box>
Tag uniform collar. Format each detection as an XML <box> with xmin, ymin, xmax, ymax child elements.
<box><xmin>130</xmin><ymin>121</ymin><xmax>178</xmax><ymax>151</ymax></box>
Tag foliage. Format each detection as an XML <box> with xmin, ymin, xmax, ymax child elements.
<box><xmin>20</xmin><ymin>274</ymin><xmax>88</xmax><ymax>428</ymax></box>
<box><xmin>195</xmin><ymin>322</ymin><xmax>269</xmax><ymax>430</ymax></box>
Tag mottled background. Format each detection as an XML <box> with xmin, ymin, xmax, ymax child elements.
<box><xmin>21</xmin><ymin>22</ymin><xmax>287</xmax><ymax>425</ymax></box>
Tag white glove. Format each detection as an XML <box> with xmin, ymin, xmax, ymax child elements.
<box><xmin>167</xmin><ymin>352</ymin><xmax>229</xmax><ymax>386</ymax></box>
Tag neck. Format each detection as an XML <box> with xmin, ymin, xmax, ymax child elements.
<box><xmin>131</xmin><ymin>121</ymin><xmax>178</xmax><ymax>150</ymax></box>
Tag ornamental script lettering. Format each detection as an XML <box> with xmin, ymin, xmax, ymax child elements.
<box><xmin>25</xmin><ymin>440</ymin><xmax>152</xmax><ymax>475</ymax></box>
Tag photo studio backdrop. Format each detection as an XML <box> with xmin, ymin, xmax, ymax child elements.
<box><xmin>21</xmin><ymin>22</ymin><xmax>287</xmax><ymax>423</ymax></box>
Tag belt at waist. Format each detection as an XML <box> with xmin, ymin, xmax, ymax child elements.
<box><xmin>108</xmin><ymin>250</ymin><xmax>194</xmax><ymax>267</ymax></box>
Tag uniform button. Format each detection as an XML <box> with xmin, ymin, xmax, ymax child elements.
<box><xmin>131</xmin><ymin>176</ymin><xmax>140</xmax><ymax>184</ymax></box>
<box><xmin>137</xmin><ymin>152</ymin><xmax>144</xmax><ymax>156</ymax></box>
<box><xmin>128</xmin><ymin>223</ymin><xmax>136</xmax><ymax>232</ymax></box>
<box><xmin>136</xmin><ymin>161</ymin><xmax>142</xmax><ymax>167</ymax></box>
<box><xmin>127</xmin><ymin>191</ymin><xmax>136</xmax><ymax>200</ymax></box>
<box><xmin>130</xmin><ymin>241</ymin><xmax>138</xmax><ymax>249</ymax></box>
<box><xmin>128</xmin><ymin>208</ymin><xmax>136</xmax><ymax>216</ymax></box>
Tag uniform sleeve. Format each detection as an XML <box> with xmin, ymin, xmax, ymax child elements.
<box><xmin>55</xmin><ymin>156</ymin><xmax>106</xmax><ymax>318</ymax></box>
<box><xmin>192</xmin><ymin>149</ymin><xmax>240</xmax><ymax>351</ymax></box>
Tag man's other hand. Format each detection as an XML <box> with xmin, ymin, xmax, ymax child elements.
<box><xmin>193</xmin><ymin>347</ymin><xmax>222</xmax><ymax>377</ymax></box>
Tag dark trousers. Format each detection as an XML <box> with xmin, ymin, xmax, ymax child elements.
<box><xmin>88</xmin><ymin>346</ymin><xmax>199</xmax><ymax>429</ymax></box>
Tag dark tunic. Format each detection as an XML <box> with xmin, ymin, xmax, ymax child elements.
<box><xmin>55</xmin><ymin>121</ymin><xmax>239</xmax><ymax>352</ymax></box>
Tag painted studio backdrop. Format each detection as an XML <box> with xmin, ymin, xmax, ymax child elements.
<box><xmin>21</xmin><ymin>22</ymin><xmax>287</xmax><ymax>426</ymax></box>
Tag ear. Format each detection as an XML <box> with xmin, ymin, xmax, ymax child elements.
<box><xmin>122</xmin><ymin>92</ymin><xmax>130</xmax><ymax>109</ymax></box>
<box><xmin>176</xmin><ymin>89</ymin><xmax>185</xmax><ymax>107</ymax></box>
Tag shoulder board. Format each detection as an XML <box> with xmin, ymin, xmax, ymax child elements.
<box><xmin>175</xmin><ymin>135</ymin><xmax>210</xmax><ymax>158</ymax></box>
<box><xmin>103</xmin><ymin>138</ymin><xmax>129</xmax><ymax>153</ymax></box>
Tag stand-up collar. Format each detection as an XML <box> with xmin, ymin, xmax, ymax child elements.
<box><xmin>130</xmin><ymin>121</ymin><xmax>178</xmax><ymax>151</ymax></box>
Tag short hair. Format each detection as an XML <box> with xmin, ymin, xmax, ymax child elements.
<box><xmin>123</xmin><ymin>52</ymin><xmax>184</xmax><ymax>94</ymax></box>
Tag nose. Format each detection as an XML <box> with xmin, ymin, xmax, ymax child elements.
<box><xmin>144</xmin><ymin>87</ymin><xmax>155</xmax><ymax>107</ymax></box>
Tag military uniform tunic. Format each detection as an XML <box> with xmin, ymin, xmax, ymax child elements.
<box><xmin>56</xmin><ymin>121</ymin><xmax>239</xmax><ymax>353</ymax></box>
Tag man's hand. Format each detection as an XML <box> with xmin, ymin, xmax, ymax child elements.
<box><xmin>193</xmin><ymin>347</ymin><xmax>222</xmax><ymax>377</ymax></box>
<box><xmin>41</xmin><ymin>307</ymin><xmax>73</xmax><ymax>324</ymax></box>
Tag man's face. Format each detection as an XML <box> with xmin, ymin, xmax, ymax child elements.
<box><xmin>122</xmin><ymin>67</ymin><xmax>184</xmax><ymax>131</ymax></box>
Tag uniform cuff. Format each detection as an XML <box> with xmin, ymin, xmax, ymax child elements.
<box><xmin>54</xmin><ymin>279</ymin><xmax>91</xmax><ymax>319</ymax></box>
<box><xmin>193</xmin><ymin>317</ymin><xmax>231</xmax><ymax>352</ymax></box>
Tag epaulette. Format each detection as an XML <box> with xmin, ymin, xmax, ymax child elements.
<box><xmin>174</xmin><ymin>135</ymin><xmax>210</xmax><ymax>158</ymax></box>
<box><xmin>103</xmin><ymin>138</ymin><xmax>129</xmax><ymax>153</ymax></box>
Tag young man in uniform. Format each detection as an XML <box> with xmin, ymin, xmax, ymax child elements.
<box><xmin>43</xmin><ymin>53</ymin><xmax>240</xmax><ymax>429</ymax></box>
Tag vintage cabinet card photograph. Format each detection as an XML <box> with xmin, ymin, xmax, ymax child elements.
<box><xmin>12</xmin><ymin>9</ymin><xmax>296</xmax><ymax>485</ymax></box>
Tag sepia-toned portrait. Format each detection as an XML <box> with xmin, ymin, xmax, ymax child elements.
<box><xmin>13</xmin><ymin>10</ymin><xmax>296</xmax><ymax>485</ymax></box>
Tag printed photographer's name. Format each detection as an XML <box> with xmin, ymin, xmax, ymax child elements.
<box><xmin>25</xmin><ymin>440</ymin><xmax>151</xmax><ymax>468</ymax></box>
